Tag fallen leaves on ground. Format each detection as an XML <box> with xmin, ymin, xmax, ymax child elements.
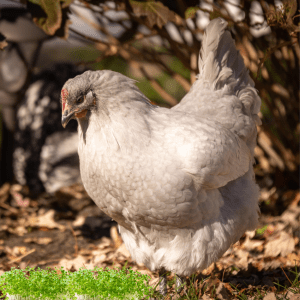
<box><xmin>0</xmin><ymin>183</ymin><xmax>299</xmax><ymax>299</ymax></box>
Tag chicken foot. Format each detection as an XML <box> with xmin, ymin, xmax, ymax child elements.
<box><xmin>158</xmin><ymin>268</ymin><xmax>167</xmax><ymax>296</ymax></box>
<box><xmin>175</xmin><ymin>274</ymin><xmax>185</xmax><ymax>293</ymax></box>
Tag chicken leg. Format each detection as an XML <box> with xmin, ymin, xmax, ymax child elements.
<box><xmin>175</xmin><ymin>274</ymin><xmax>185</xmax><ymax>293</ymax></box>
<box><xmin>159</xmin><ymin>268</ymin><xmax>167</xmax><ymax>296</ymax></box>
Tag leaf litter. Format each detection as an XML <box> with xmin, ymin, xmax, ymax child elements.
<box><xmin>0</xmin><ymin>182</ymin><xmax>299</xmax><ymax>299</ymax></box>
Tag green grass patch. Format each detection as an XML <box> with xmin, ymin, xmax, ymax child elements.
<box><xmin>0</xmin><ymin>264</ymin><xmax>299</xmax><ymax>300</ymax></box>
<box><xmin>0</xmin><ymin>266</ymin><xmax>151</xmax><ymax>300</ymax></box>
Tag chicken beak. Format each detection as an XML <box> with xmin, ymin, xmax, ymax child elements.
<box><xmin>62</xmin><ymin>106</ymin><xmax>75</xmax><ymax>128</ymax></box>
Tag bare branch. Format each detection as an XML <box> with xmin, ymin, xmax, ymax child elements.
<box><xmin>140</xmin><ymin>66</ymin><xmax>178</xmax><ymax>106</ymax></box>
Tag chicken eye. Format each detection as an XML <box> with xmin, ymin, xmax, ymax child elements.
<box><xmin>77</xmin><ymin>98</ymin><xmax>84</xmax><ymax>104</ymax></box>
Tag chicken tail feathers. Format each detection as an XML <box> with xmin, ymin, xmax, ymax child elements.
<box><xmin>175</xmin><ymin>18</ymin><xmax>261</xmax><ymax>158</ymax></box>
<box><xmin>199</xmin><ymin>18</ymin><xmax>261</xmax><ymax>125</ymax></box>
<box><xmin>199</xmin><ymin>18</ymin><xmax>261</xmax><ymax>155</ymax></box>
<box><xmin>199</xmin><ymin>18</ymin><xmax>249</xmax><ymax>90</ymax></box>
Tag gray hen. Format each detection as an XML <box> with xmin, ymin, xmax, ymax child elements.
<box><xmin>61</xmin><ymin>18</ymin><xmax>261</xmax><ymax>292</ymax></box>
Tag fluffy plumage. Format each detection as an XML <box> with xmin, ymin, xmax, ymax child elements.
<box><xmin>61</xmin><ymin>18</ymin><xmax>261</xmax><ymax>276</ymax></box>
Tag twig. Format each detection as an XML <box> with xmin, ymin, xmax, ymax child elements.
<box><xmin>256</xmin><ymin>40</ymin><xmax>298</xmax><ymax>78</ymax></box>
<box><xmin>258</xmin><ymin>131</ymin><xmax>285</xmax><ymax>170</ymax></box>
<box><xmin>69</xmin><ymin>28</ymin><xmax>110</xmax><ymax>46</ymax></box>
<box><xmin>281</xmin><ymin>266</ymin><xmax>293</xmax><ymax>286</ymax></box>
<box><xmin>69</xmin><ymin>223</ymin><xmax>78</xmax><ymax>257</ymax></box>
<box><xmin>8</xmin><ymin>249</ymin><xmax>36</xmax><ymax>264</ymax></box>
<box><xmin>0</xmin><ymin>194</ymin><xmax>9</xmax><ymax>204</ymax></box>
<box><xmin>222</xmin><ymin>269</ymin><xmax>225</xmax><ymax>283</ymax></box>
<box><xmin>223</xmin><ymin>0</ymin><xmax>244</xmax><ymax>10</ymax></box>
<box><xmin>0</xmin><ymin>183</ymin><xmax>10</xmax><ymax>198</ymax></box>
<box><xmin>261</xmin><ymin>124</ymin><xmax>296</xmax><ymax>172</ymax></box>
<box><xmin>190</xmin><ymin>52</ymin><xmax>197</xmax><ymax>84</ymax></box>
<box><xmin>0</xmin><ymin>202</ymin><xmax>19</xmax><ymax>214</ymax></box>
<box><xmin>71</xmin><ymin>6</ymin><xmax>119</xmax><ymax>45</ymax></box>
<box><xmin>156</xmin><ymin>58</ymin><xmax>191</xmax><ymax>92</ymax></box>
<box><xmin>140</xmin><ymin>66</ymin><xmax>178</xmax><ymax>106</ymax></box>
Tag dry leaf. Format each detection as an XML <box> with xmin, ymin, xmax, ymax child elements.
<box><xmin>0</xmin><ymin>36</ymin><xmax>7</xmax><ymax>50</ymax></box>
<box><xmin>31</xmin><ymin>209</ymin><xmax>65</xmax><ymax>231</ymax></box>
<box><xmin>116</xmin><ymin>243</ymin><xmax>131</xmax><ymax>258</ymax></box>
<box><xmin>235</xmin><ymin>249</ymin><xmax>249</xmax><ymax>269</ymax></box>
<box><xmin>264</xmin><ymin>231</ymin><xmax>295</xmax><ymax>257</ymax></box>
<box><xmin>263</xmin><ymin>292</ymin><xmax>276</xmax><ymax>300</ymax></box>
<box><xmin>12</xmin><ymin>246</ymin><xmax>27</xmax><ymax>256</ymax></box>
<box><xmin>93</xmin><ymin>253</ymin><xmax>107</xmax><ymax>264</ymax></box>
<box><xmin>24</xmin><ymin>237</ymin><xmax>52</xmax><ymax>245</ymax></box>
<box><xmin>215</xmin><ymin>282</ymin><xmax>231</xmax><ymax>300</ymax></box>
<box><xmin>12</xmin><ymin>226</ymin><xmax>27</xmax><ymax>236</ymax></box>
<box><xmin>28</xmin><ymin>0</ymin><xmax>72</xmax><ymax>38</ymax></box>
<box><xmin>130</xmin><ymin>1</ymin><xmax>179</xmax><ymax>28</ymax></box>
<box><xmin>285</xmin><ymin>291</ymin><xmax>300</xmax><ymax>300</ymax></box>
<box><xmin>0</xmin><ymin>183</ymin><xmax>10</xmax><ymax>197</ymax></box>
<box><xmin>57</xmin><ymin>185</ymin><xmax>84</xmax><ymax>199</ymax></box>
<box><xmin>202</xmin><ymin>262</ymin><xmax>215</xmax><ymax>275</ymax></box>
<box><xmin>72</xmin><ymin>215</ymin><xmax>86</xmax><ymax>227</ymax></box>
<box><xmin>110</xmin><ymin>226</ymin><xmax>122</xmax><ymax>248</ymax></box>
<box><xmin>96</xmin><ymin>237</ymin><xmax>112</xmax><ymax>249</ymax></box>
<box><xmin>281</xmin><ymin>206</ymin><xmax>300</xmax><ymax>229</ymax></box>
<box><xmin>58</xmin><ymin>255</ymin><xmax>86</xmax><ymax>271</ymax></box>
<box><xmin>243</xmin><ymin>237</ymin><xmax>264</xmax><ymax>251</ymax></box>
<box><xmin>92</xmin><ymin>247</ymin><xmax>113</xmax><ymax>258</ymax></box>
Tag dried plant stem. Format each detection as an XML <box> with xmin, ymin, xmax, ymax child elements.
<box><xmin>140</xmin><ymin>66</ymin><xmax>178</xmax><ymax>106</ymax></box>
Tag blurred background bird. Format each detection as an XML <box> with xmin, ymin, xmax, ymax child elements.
<box><xmin>13</xmin><ymin>64</ymin><xmax>83</xmax><ymax>195</ymax></box>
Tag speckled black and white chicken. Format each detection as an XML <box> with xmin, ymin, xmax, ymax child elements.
<box><xmin>14</xmin><ymin>64</ymin><xmax>82</xmax><ymax>194</ymax></box>
<box><xmin>61</xmin><ymin>18</ymin><xmax>261</xmax><ymax>292</ymax></box>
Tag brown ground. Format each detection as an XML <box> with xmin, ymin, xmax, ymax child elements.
<box><xmin>0</xmin><ymin>179</ymin><xmax>299</xmax><ymax>299</ymax></box>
